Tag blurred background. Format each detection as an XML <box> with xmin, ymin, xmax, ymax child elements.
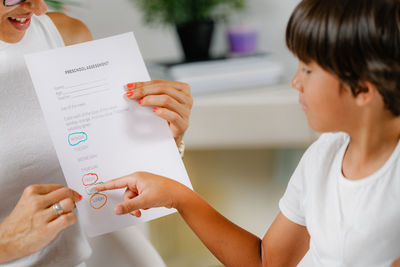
<box><xmin>50</xmin><ymin>0</ymin><xmax>317</xmax><ymax>266</ymax></box>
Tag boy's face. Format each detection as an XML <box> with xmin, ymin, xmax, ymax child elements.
<box><xmin>291</xmin><ymin>61</ymin><xmax>358</xmax><ymax>133</ymax></box>
<box><xmin>0</xmin><ymin>0</ymin><xmax>47</xmax><ymax>43</ymax></box>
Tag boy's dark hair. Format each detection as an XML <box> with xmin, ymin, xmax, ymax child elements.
<box><xmin>286</xmin><ymin>0</ymin><xmax>400</xmax><ymax>116</ymax></box>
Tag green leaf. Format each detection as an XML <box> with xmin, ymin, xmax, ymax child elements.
<box><xmin>130</xmin><ymin>0</ymin><xmax>246</xmax><ymax>25</ymax></box>
<box><xmin>44</xmin><ymin>0</ymin><xmax>80</xmax><ymax>11</ymax></box>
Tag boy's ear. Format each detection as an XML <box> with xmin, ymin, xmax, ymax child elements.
<box><xmin>354</xmin><ymin>81</ymin><xmax>377</xmax><ymax>107</ymax></box>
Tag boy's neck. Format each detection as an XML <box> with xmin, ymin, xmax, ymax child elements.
<box><xmin>342</xmin><ymin>113</ymin><xmax>400</xmax><ymax>180</ymax></box>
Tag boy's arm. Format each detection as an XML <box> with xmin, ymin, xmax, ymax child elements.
<box><xmin>177</xmin><ymin>186</ymin><xmax>310</xmax><ymax>267</ymax></box>
<box><xmin>97</xmin><ymin>172</ymin><xmax>310</xmax><ymax>267</ymax></box>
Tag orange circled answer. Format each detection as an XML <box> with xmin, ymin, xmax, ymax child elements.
<box><xmin>89</xmin><ymin>193</ymin><xmax>108</xmax><ymax>210</ymax></box>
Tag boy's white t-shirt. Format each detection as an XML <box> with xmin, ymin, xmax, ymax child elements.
<box><xmin>279</xmin><ymin>132</ymin><xmax>400</xmax><ymax>267</ymax></box>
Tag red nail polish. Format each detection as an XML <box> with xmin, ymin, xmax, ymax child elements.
<box><xmin>78</xmin><ymin>194</ymin><xmax>83</xmax><ymax>200</ymax></box>
<box><xmin>139</xmin><ymin>99</ymin><xmax>142</xmax><ymax>104</ymax></box>
<box><xmin>126</xmin><ymin>91</ymin><xmax>133</xmax><ymax>97</ymax></box>
<box><xmin>126</xmin><ymin>83</ymin><xmax>135</xmax><ymax>89</ymax></box>
<box><xmin>153</xmin><ymin>108</ymin><xmax>157</xmax><ymax>112</ymax></box>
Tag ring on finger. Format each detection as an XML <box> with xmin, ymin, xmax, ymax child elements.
<box><xmin>52</xmin><ymin>202</ymin><xmax>64</xmax><ymax>216</ymax></box>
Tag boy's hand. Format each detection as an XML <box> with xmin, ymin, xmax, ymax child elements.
<box><xmin>96</xmin><ymin>172</ymin><xmax>185</xmax><ymax>217</ymax></box>
<box><xmin>392</xmin><ymin>257</ymin><xmax>400</xmax><ymax>267</ymax></box>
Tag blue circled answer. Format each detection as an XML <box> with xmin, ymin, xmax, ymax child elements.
<box><xmin>68</xmin><ymin>132</ymin><xmax>88</xmax><ymax>146</ymax></box>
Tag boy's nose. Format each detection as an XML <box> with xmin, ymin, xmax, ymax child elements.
<box><xmin>291</xmin><ymin>77</ymin><xmax>303</xmax><ymax>92</ymax></box>
<box><xmin>23</xmin><ymin>0</ymin><xmax>48</xmax><ymax>16</ymax></box>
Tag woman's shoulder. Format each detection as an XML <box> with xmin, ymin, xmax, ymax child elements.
<box><xmin>46</xmin><ymin>12</ymin><xmax>92</xmax><ymax>46</ymax></box>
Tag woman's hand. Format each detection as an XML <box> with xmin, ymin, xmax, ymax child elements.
<box><xmin>125</xmin><ymin>80</ymin><xmax>193</xmax><ymax>146</ymax></box>
<box><xmin>0</xmin><ymin>184</ymin><xmax>82</xmax><ymax>263</ymax></box>
<box><xmin>96</xmin><ymin>172</ymin><xmax>187</xmax><ymax>217</ymax></box>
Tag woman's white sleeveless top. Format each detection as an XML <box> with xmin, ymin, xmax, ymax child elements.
<box><xmin>0</xmin><ymin>14</ymin><xmax>91</xmax><ymax>266</ymax></box>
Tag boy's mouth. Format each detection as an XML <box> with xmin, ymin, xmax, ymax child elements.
<box><xmin>299</xmin><ymin>99</ymin><xmax>308</xmax><ymax>111</ymax></box>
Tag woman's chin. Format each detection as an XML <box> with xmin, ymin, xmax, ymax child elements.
<box><xmin>0</xmin><ymin>29</ymin><xmax>26</xmax><ymax>43</ymax></box>
<box><xmin>0</xmin><ymin>19</ymin><xmax>30</xmax><ymax>43</ymax></box>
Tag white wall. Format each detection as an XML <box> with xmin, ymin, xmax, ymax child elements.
<box><xmin>67</xmin><ymin>0</ymin><xmax>300</xmax><ymax>79</ymax></box>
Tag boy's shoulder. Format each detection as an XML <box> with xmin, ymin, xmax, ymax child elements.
<box><xmin>308</xmin><ymin>132</ymin><xmax>348</xmax><ymax>154</ymax></box>
<box><xmin>301</xmin><ymin>132</ymin><xmax>349</xmax><ymax>167</ymax></box>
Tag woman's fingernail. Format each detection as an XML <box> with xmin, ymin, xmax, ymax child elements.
<box><xmin>115</xmin><ymin>206</ymin><xmax>123</xmax><ymax>215</ymax></box>
<box><xmin>78</xmin><ymin>193</ymin><xmax>83</xmax><ymax>200</ymax></box>
<box><xmin>153</xmin><ymin>108</ymin><xmax>158</xmax><ymax>112</ymax></box>
<box><xmin>126</xmin><ymin>91</ymin><xmax>133</xmax><ymax>97</ymax></box>
<box><xmin>138</xmin><ymin>99</ymin><xmax>142</xmax><ymax>104</ymax></box>
<box><xmin>125</xmin><ymin>83</ymin><xmax>135</xmax><ymax>89</ymax></box>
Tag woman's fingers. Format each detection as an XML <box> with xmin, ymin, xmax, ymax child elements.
<box><xmin>139</xmin><ymin>94</ymin><xmax>190</xmax><ymax>119</ymax></box>
<box><xmin>153</xmin><ymin>107</ymin><xmax>188</xmax><ymax>136</ymax></box>
<box><xmin>125</xmin><ymin>80</ymin><xmax>193</xmax><ymax>144</ymax></box>
<box><xmin>24</xmin><ymin>184</ymin><xmax>64</xmax><ymax>196</ymax></box>
<box><xmin>47</xmin><ymin>212</ymin><xmax>77</xmax><ymax>234</ymax></box>
<box><xmin>127</xmin><ymin>81</ymin><xmax>191</xmax><ymax>104</ymax></box>
<box><xmin>125</xmin><ymin>80</ymin><xmax>192</xmax><ymax>122</ymax></box>
<box><xmin>127</xmin><ymin>80</ymin><xmax>191</xmax><ymax>94</ymax></box>
<box><xmin>41</xmin><ymin>186</ymin><xmax>81</xmax><ymax>207</ymax></box>
<box><xmin>43</xmin><ymin>197</ymin><xmax>76</xmax><ymax>222</ymax></box>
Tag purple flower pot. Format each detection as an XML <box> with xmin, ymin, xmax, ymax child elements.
<box><xmin>228</xmin><ymin>27</ymin><xmax>258</xmax><ymax>55</ymax></box>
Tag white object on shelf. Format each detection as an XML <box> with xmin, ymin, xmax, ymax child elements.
<box><xmin>147</xmin><ymin>54</ymin><xmax>283</xmax><ymax>95</ymax></box>
<box><xmin>184</xmin><ymin>83</ymin><xmax>317</xmax><ymax>149</ymax></box>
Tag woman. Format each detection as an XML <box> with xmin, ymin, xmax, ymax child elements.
<box><xmin>0</xmin><ymin>0</ymin><xmax>192</xmax><ymax>265</ymax></box>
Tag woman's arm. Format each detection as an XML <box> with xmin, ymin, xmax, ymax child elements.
<box><xmin>97</xmin><ymin>172</ymin><xmax>310</xmax><ymax>267</ymax></box>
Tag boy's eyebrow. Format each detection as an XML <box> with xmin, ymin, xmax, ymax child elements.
<box><xmin>300</xmin><ymin>61</ymin><xmax>314</xmax><ymax>68</ymax></box>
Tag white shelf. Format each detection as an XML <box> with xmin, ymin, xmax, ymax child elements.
<box><xmin>185</xmin><ymin>83</ymin><xmax>317</xmax><ymax>149</ymax></box>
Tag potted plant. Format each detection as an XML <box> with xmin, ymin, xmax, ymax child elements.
<box><xmin>44</xmin><ymin>0</ymin><xmax>78</xmax><ymax>11</ymax></box>
<box><xmin>44</xmin><ymin>0</ymin><xmax>64</xmax><ymax>10</ymax></box>
<box><xmin>131</xmin><ymin>0</ymin><xmax>245</xmax><ymax>62</ymax></box>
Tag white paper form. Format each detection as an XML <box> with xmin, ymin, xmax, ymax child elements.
<box><xmin>24</xmin><ymin>32</ymin><xmax>192</xmax><ymax>237</ymax></box>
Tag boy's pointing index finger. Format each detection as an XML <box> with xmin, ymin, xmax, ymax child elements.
<box><xmin>96</xmin><ymin>176</ymin><xmax>136</xmax><ymax>192</ymax></box>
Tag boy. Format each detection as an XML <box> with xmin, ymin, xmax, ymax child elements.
<box><xmin>97</xmin><ymin>0</ymin><xmax>400</xmax><ymax>266</ymax></box>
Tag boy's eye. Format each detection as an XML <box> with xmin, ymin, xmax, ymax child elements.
<box><xmin>302</xmin><ymin>67</ymin><xmax>311</xmax><ymax>74</ymax></box>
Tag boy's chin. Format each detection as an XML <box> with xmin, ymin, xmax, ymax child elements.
<box><xmin>308</xmin><ymin>121</ymin><xmax>339</xmax><ymax>134</ymax></box>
